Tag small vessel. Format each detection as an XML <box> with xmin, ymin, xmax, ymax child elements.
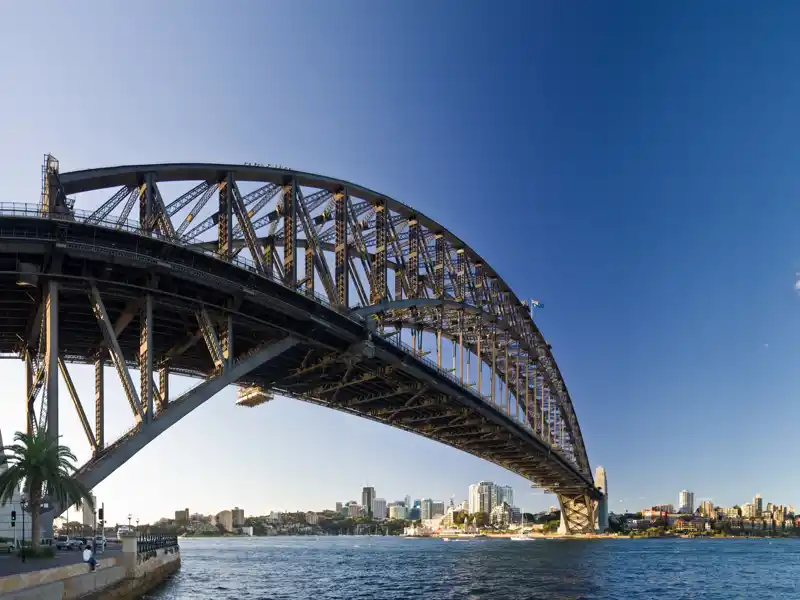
<box><xmin>510</xmin><ymin>535</ymin><xmax>536</xmax><ymax>541</ymax></box>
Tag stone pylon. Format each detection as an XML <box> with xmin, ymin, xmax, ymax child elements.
<box><xmin>557</xmin><ymin>465</ymin><xmax>609</xmax><ymax>534</ymax></box>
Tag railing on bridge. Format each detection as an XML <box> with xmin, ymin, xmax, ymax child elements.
<box><xmin>137</xmin><ymin>534</ymin><xmax>179</xmax><ymax>553</ymax></box>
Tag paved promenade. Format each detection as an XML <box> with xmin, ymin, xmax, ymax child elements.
<box><xmin>0</xmin><ymin>545</ymin><xmax>122</xmax><ymax>577</ymax></box>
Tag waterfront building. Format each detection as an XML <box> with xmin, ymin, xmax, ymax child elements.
<box><xmin>305</xmin><ymin>512</ymin><xmax>319</xmax><ymax>525</ymax></box>
<box><xmin>421</xmin><ymin>498</ymin><xmax>434</xmax><ymax>520</ymax></box>
<box><xmin>468</xmin><ymin>484</ymin><xmax>479</xmax><ymax>514</ymax></box>
<box><xmin>511</xmin><ymin>506</ymin><xmax>522</xmax><ymax>524</ymax></box>
<box><xmin>678</xmin><ymin>490</ymin><xmax>694</xmax><ymax>514</ymax></box>
<box><xmin>408</xmin><ymin>507</ymin><xmax>421</xmax><ymax>520</ymax></box>
<box><xmin>469</xmin><ymin>481</ymin><xmax>496</xmax><ymax>515</ymax></box>
<box><xmin>362</xmin><ymin>487</ymin><xmax>376</xmax><ymax>517</ymax></box>
<box><xmin>724</xmin><ymin>506</ymin><xmax>741</xmax><ymax>518</ymax></box>
<box><xmin>336</xmin><ymin>502</ymin><xmax>343</xmax><ymax>514</ymax></box>
<box><xmin>641</xmin><ymin>510</ymin><xmax>667</xmax><ymax>522</ymax></box>
<box><xmin>754</xmin><ymin>494</ymin><xmax>763</xmax><ymax>516</ymax></box>
<box><xmin>240</xmin><ymin>526</ymin><xmax>254</xmax><ymax>536</ymax></box>
<box><xmin>700</xmin><ymin>500</ymin><xmax>714</xmax><ymax>517</ymax></box>
<box><xmin>652</xmin><ymin>504</ymin><xmax>674</xmax><ymax>513</ymax></box>
<box><xmin>232</xmin><ymin>507</ymin><xmax>245</xmax><ymax>527</ymax></box>
<box><xmin>216</xmin><ymin>510</ymin><xmax>233</xmax><ymax>532</ymax></box>
<box><xmin>490</xmin><ymin>502</ymin><xmax>513</xmax><ymax>528</ymax></box>
<box><xmin>389</xmin><ymin>504</ymin><xmax>407</xmax><ymax>520</ymax></box>
<box><xmin>741</xmin><ymin>503</ymin><xmax>756</xmax><ymax>518</ymax></box>
<box><xmin>431</xmin><ymin>501</ymin><xmax>445</xmax><ymax>517</ymax></box>
<box><xmin>372</xmin><ymin>498</ymin><xmax>387</xmax><ymax>520</ymax></box>
<box><xmin>496</xmin><ymin>485</ymin><xmax>514</xmax><ymax>508</ymax></box>
<box><xmin>348</xmin><ymin>503</ymin><xmax>363</xmax><ymax>518</ymax></box>
<box><xmin>174</xmin><ymin>508</ymin><xmax>189</xmax><ymax>523</ymax></box>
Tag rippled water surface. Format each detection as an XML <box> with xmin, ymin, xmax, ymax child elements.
<box><xmin>146</xmin><ymin>536</ymin><xmax>800</xmax><ymax>599</ymax></box>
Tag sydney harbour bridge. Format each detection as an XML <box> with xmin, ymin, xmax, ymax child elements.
<box><xmin>0</xmin><ymin>155</ymin><xmax>608</xmax><ymax>534</ymax></box>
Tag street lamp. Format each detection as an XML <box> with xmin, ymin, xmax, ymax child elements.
<box><xmin>20</xmin><ymin>498</ymin><xmax>27</xmax><ymax>562</ymax></box>
<box><xmin>136</xmin><ymin>519</ymin><xmax>139</xmax><ymax>533</ymax></box>
<box><xmin>128</xmin><ymin>514</ymin><xmax>132</xmax><ymax>528</ymax></box>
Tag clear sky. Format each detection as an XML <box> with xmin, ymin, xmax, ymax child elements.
<box><xmin>2</xmin><ymin>0</ymin><xmax>800</xmax><ymax>524</ymax></box>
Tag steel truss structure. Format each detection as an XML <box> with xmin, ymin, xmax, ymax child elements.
<box><xmin>0</xmin><ymin>156</ymin><xmax>602</xmax><ymax>529</ymax></box>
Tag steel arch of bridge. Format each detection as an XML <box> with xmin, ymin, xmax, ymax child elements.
<box><xmin>1</xmin><ymin>155</ymin><xmax>600</xmax><ymax>525</ymax></box>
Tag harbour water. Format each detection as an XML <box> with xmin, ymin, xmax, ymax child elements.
<box><xmin>148</xmin><ymin>536</ymin><xmax>800</xmax><ymax>599</ymax></box>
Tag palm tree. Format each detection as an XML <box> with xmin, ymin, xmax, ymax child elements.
<box><xmin>0</xmin><ymin>431</ymin><xmax>94</xmax><ymax>551</ymax></box>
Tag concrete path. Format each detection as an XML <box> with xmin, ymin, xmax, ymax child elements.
<box><xmin>0</xmin><ymin>546</ymin><xmax>122</xmax><ymax>577</ymax></box>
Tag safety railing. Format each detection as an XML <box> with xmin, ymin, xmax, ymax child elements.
<box><xmin>137</xmin><ymin>534</ymin><xmax>178</xmax><ymax>553</ymax></box>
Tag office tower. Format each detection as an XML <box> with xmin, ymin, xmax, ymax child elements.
<box><xmin>232</xmin><ymin>507</ymin><xmax>245</xmax><ymax>527</ymax></box>
<box><xmin>420</xmin><ymin>498</ymin><xmax>434</xmax><ymax>520</ymax></box>
<box><xmin>678</xmin><ymin>490</ymin><xmax>694</xmax><ymax>514</ymax></box>
<box><xmin>372</xmin><ymin>498</ymin><xmax>387</xmax><ymax>520</ymax></box>
<box><xmin>754</xmin><ymin>494</ymin><xmax>763</xmax><ymax>516</ymax></box>
<box><xmin>496</xmin><ymin>485</ymin><xmax>514</xmax><ymax>508</ymax></box>
<box><xmin>468</xmin><ymin>484</ymin><xmax>480</xmax><ymax>514</ymax></box>
<box><xmin>362</xmin><ymin>487</ymin><xmax>376</xmax><ymax>517</ymax></box>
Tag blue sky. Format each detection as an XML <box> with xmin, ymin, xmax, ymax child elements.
<box><xmin>2</xmin><ymin>0</ymin><xmax>800</xmax><ymax>523</ymax></box>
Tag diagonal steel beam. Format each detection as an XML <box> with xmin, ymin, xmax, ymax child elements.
<box><xmin>196</xmin><ymin>307</ymin><xmax>224</xmax><ymax>369</ymax></box>
<box><xmin>73</xmin><ymin>336</ymin><xmax>298</xmax><ymax>493</ymax></box>
<box><xmin>86</xmin><ymin>186</ymin><xmax>131</xmax><ymax>225</ymax></box>
<box><xmin>58</xmin><ymin>358</ymin><xmax>97</xmax><ymax>452</ymax></box>
<box><xmin>88</xmin><ymin>284</ymin><xmax>143</xmax><ymax>421</ymax></box>
<box><xmin>165</xmin><ymin>181</ymin><xmax>212</xmax><ymax>216</ymax></box>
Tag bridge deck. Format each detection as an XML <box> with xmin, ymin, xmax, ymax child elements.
<box><xmin>0</xmin><ymin>214</ymin><xmax>597</xmax><ymax>497</ymax></box>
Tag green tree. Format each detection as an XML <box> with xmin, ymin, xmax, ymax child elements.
<box><xmin>0</xmin><ymin>431</ymin><xmax>94</xmax><ymax>551</ymax></box>
<box><xmin>472</xmin><ymin>512</ymin><xmax>489</xmax><ymax>529</ymax></box>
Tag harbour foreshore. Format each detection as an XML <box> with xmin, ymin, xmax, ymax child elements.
<box><xmin>0</xmin><ymin>534</ymin><xmax>179</xmax><ymax>600</ymax></box>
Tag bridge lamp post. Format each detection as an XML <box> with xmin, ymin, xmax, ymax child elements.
<box><xmin>128</xmin><ymin>514</ymin><xmax>132</xmax><ymax>528</ymax></box>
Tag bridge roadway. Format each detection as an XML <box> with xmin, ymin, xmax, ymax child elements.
<box><xmin>0</xmin><ymin>156</ymin><xmax>604</xmax><ymax>534</ymax></box>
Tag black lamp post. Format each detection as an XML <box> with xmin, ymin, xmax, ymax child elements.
<box><xmin>20</xmin><ymin>498</ymin><xmax>27</xmax><ymax>562</ymax></box>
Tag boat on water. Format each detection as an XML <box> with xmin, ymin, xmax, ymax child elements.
<box><xmin>510</xmin><ymin>535</ymin><xmax>536</xmax><ymax>541</ymax></box>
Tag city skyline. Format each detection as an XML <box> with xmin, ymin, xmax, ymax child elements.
<box><xmin>4</xmin><ymin>2</ymin><xmax>800</xmax><ymax>525</ymax></box>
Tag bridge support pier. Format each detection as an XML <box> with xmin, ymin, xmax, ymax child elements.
<box><xmin>557</xmin><ymin>466</ymin><xmax>609</xmax><ymax>534</ymax></box>
<box><xmin>557</xmin><ymin>493</ymin><xmax>597</xmax><ymax>535</ymax></box>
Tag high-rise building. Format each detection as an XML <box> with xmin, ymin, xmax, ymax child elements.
<box><xmin>700</xmin><ymin>500</ymin><xmax>714</xmax><ymax>517</ymax></box>
<box><xmin>175</xmin><ymin>508</ymin><xmax>189</xmax><ymax>523</ymax></box>
<box><xmin>468</xmin><ymin>484</ymin><xmax>480</xmax><ymax>514</ymax></box>
<box><xmin>741</xmin><ymin>503</ymin><xmax>755</xmax><ymax>518</ymax></box>
<box><xmin>232</xmin><ymin>507</ymin><xmax>245</xmax><ymax>527</ymax></box>
<box><xmin>336</xmin><ymin>502</ymin><xmax>343</xmax><ymax>514</ymax></box>
<box><xmin>476</xmin><ymin>481</ymin><xmax>496</xmax><ymax>515</ymax></box>
<box><xmin>420</xmin><ymin>498</ymin><xmax>434</xmax><ymax>520</ymax></box>
<box><xmin>82</xmin><ymin>494</ymin><xmax>97</xmax><ymax>527</ymax></box>
<box><xmin>405</xmin><ymin>495</ymin><xmax>411</xmax><ymax>509</ymax></box>
<box><xmin>678</xmin><ymin>490</ymin><xmax>694</xmax><ymax>514</ymax></box>
<box><xmin>754</xmin><ymin>494</ymin><xmax>763</xmax><ymax>516</ymax></box>
<box><xmin>216</xmin><ymin>510</ymin><xmax>233</xmax><ymax>532</ymax></box>
<box><xmin>496</xmin><ymin>485</ymin><xmax>514</xmax><ymax>508</ymax></box>
<box><xmin>372</xmin><ymin>498</ymin><xmax>387</xmax><ymax>520</ymax></box>
<box><xmin>362</xmin><ymin>487</ymin><xmax>376</xmax><ymax>517</ymax></box>
<box><xmin>348</xmin><ymin>504</ymin><xmax>363</xmax><ymax>518</ymax></box>
<box><xmin>389</xmin><ymin>504</ymin><xmax>408</xmax><ymax>520</ymax></box>
<box><xmin>431</xmin><ymin>501</ymin><xmax>445</xmax><ymax>517</ymax></box>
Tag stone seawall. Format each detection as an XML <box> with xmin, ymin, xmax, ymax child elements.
<box><xmin>0</xmin><ymin>541</ymin><xmax>180</xmax><ymax>600</ymax></box>
<box><xmin>80</xmin><ymin>548</ymin><xmax>181</xmax><ymax>599</ymax></box>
